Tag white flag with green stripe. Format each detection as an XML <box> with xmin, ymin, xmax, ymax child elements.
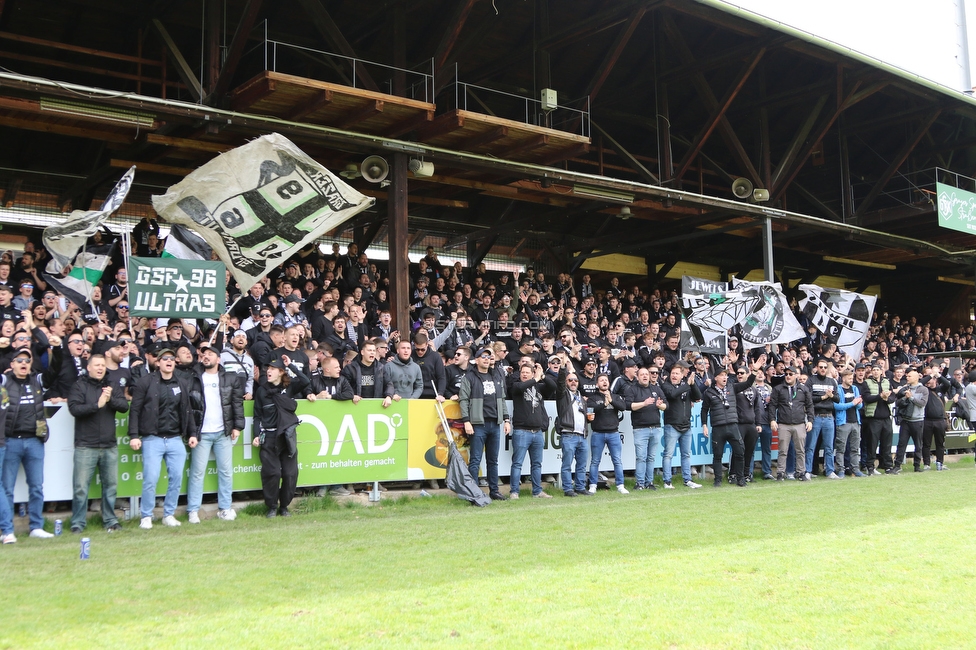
<box><xmin>162</xmin><ymin>224</ymin><xmax>212</xmax><ymax>261</ymax></box>
<box><xmin>45</xmin><ymin>243</ymin><xmax>114</xmax><ymax>313</ymax></box>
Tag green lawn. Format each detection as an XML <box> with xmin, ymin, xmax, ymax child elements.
<box><xmin>3</xmin><ymin>462</ymin><xmax>975</xmax><ymax>649</ymax></box>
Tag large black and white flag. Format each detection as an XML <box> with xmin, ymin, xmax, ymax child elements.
<box><xmin>151</xmin><ymin>133</ymin><xmax>373</xmax><ymax>291</ymax></box>
<box><xmin>731</xmin><ymin>278</ymin><xmax>805</xmax><ymax>350</ymax></box>
<box><xmin>43</xmin><ymin>166</ymin><xmax>135</xmax><ymax>274</ymax></box>
<box><xmin>798</xmin><ymin>284</ymin><xmax>876</xmax><ymax>360</ymax></box>
<box><xmin>679</xmin><ymin>276</ymin><xmax>731</xmax><ymax>354</ymax></box>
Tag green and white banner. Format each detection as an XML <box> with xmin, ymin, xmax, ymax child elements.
<box><xmin>129</xmin><ymin>256</ymin><xmax>225</xmax><ymax>318</ymax></box>
<box><xmin>936</xmin><ymin>181</ymin><xmax>976</xmax><ymax>234</ymax></box>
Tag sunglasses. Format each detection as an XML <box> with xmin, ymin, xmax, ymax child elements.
<box><xmin>117</xmin><ymin>305</ymin><xmax>129</xmax><ymax>310</ymax></box>
<box><xmin>68</xmin><ymin>339</ymin><xmax>84</xmax><ymax>344</ymax></box>
<box><xmin>784</xmin><ymin>371</ymin><xmax>796</xmax><ymax>376</ymax></box>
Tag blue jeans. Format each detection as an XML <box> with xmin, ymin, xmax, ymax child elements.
<box><xmin>662</xmin><ymin>425</ymin><xmax>692</xmax><ymax>483</ymax></box>
<box><xmin>759</xmin><ymin>424</ymin><xmax>773</xmax><ymax>476</ymax></box>
<box><xmin>510</xmin><ymin>429</ymin><xmax>544</xmax><ymax>495</ymax></box>
<box><xmin>468</xmin><ymin>422</ymin><xmax>500</xmax><ymax>494</ymax></box>
<box><xmin>589</xmin><ymin>431</ymin><xmax>624</xmax><ymax>486</ymax></box>
<box><xmin>140</xmin><ymin>436</ymin><xmax>187</xmax><ymax>518</ymax></box>
<box><xmin>2</xmin><ymin>437</ymin><xmax>45</xmax><ymax>531</ymax></box>
<box><xmin>806</xmin><ymin>415</ymin><xmax>835</xmax><ymax>475</ymax></box>
<box><xmin>187</xmin><ymin>431</ymin><xmax>234</xmax><ymax>511</ymax></box>
<box><xmin>71</xmin><ymin>446</ymin><xmax>118</xmax><ymax>530</ymax></box>
<box><xmin>559</xmin><ymin>433</ymin><xmax>588</xmax><ymax>493</ymax></box>
<box><xmin>0</xmin><ymin>446</ymin><xmax>12</xmax><ymax>535</ymax></box>
<box><xmin>633</xmin><ymin>427</ymin><xmax>661</xmax><ymax>487</ymax></box>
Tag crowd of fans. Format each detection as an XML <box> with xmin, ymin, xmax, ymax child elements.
<box><xmin>0</xmin><ymin>223</ymin><xmax>973</xmax><ymax>541</ymax></box>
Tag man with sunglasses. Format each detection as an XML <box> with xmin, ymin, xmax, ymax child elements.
<box><xmin>446</xmin><ymin>347</ymin><xmax>471</xmax><ymax>400</ymax></box>
<box><xmin>734</xmin><ymin>366</ymin><xmax>764</xmax><ymax>482</ymax></box>
<box><xmin>554</xmin><ymin>364</ymin><xmax>590</xmax><ymax>496</ymax></box>
<box><xmin>1</xmin><ymin>346</ymin><xmax>61</xmax><ymax>540</ymax></box>
<box><xmin>627</xmin><ymin>366</ymin><xmax>667</xmax><ymax>490</ymax></box>
<box><xmin>701</xmin><ymin>365</ymin><xmax>757</xmax><ymax>487</ymax></box>
<box><xmin>129</xmin><ymin>346</ymin><xmax>193</xmax><ymax>529</ymax></box>
<box><xmin>44</xmin><ymin>330</ymin><xmax>88</xmax><ymax>401</ymax></box>
<box><xmin>770</xmin><ymin>365</ymin><xmax>814</xmax><ymax>481</ymax></box>
<box><xmin>805</xmin><ymin>358</ymin><xmax>841</xmax><ymax>479</ymax></box>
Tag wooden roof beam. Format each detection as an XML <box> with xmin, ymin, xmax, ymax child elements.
<box><xmin>432</xmin><ymin>0</ymin><xmax>478</xmax><ymax>74</ymax></box>
<box><xmin>295</xmin><ymin>0</ymin><xmax>378</xmax><ymax>92</ymax></box>
<box><xmin>585</xmin><ymin>5</ymin><xmax>649</xmax><ymax>102</ymax></box>
<box><xmin>673</xmin><ymin>47</ymin><xmax>765</xmax><ymax>182</ymax></box>
<box><xmin>151</xmin><ymin>18</ymin><xmax>203</xmax><ymax>101</ymax></box>
<box><xmin>208</xmin><ymin>0</ymin><xmax>264</xmax><ymax>103</ymax></box>
<box><xmin>661</xmin><ymin>13</ymin><xmax>761</xmax><ymax>185</ymax></box>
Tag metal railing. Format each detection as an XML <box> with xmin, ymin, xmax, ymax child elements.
<box><xmin>851</xmin><ymin>167</ymin><xmax>976</xmax><ymax>211</ymax></box>
<box><xmin>241</xmin><ymin>22</ymin><xmax>434</xmax><ymax>103</ymax></box>
<box><xmin>450</xmin><ymin>64</ymin><xmax>590</xmax><ymax>138</ymax></box>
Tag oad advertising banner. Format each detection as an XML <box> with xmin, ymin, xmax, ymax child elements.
<box><xmin>129</xmin><ymin>256</ymin><xmax>226</xmax><ymax>318</ymax></box>
<box><xmin>15</xmin><ymin>400</ymin><xmax>782</xmax><ymax>502</ymax></box>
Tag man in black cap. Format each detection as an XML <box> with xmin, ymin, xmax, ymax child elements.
<box><xmin>459</xmin><ymin>346</ymin><xmax>511</xmax><ymax>500</ymax></box>
<box><xmin>1</xmin><ymin>347</ymin><xmax>60</xmax><ymax>539</ymax></box>
<box><xmin>770</xmin><ymin>365</ymin><xmax>813</xmax><ymax>481</ymax></box>
<box><xmin>611</xmin><ymin>357</ymin><xmax>639</xmax><ymax>397</ymax></box>
<box><xmin>275</xmin><ymin>294</ymin><xmax>308</xmax><ymax>330</ymax></box>
<box><xmin>862</xmin><ymin>362</ymin><xmax>896</xmax><ymax>475</ymax></box>
<box><xmin>129</xmin><ymin>347</ymin><xmax>193</xmax><ymax>529</ymax></box>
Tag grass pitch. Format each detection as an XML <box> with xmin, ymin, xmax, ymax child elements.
<box><xmin>3</xmin><ymin>461</ymin><xmax>976</xmax><ymax>649</ymax></box>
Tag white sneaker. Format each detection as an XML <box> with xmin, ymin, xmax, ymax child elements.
<box><xmin>2</xmin><ymin>533</ymin><xmax>16</xmax><ymax>544</ymax></box>
<box><xmin>587</xmin><ymin>484</ymin><xmax>597</xmax><ymax>494</ymax></box>
<box><xmin>805</xmin><ymin>472</ymin><xmax>813</xmax><ymax>480</ymax></box>
<box><xmin>616</xmin><ymin>485</ymin><xmax>629</xmax><ymax>494</ymax></box>
<box><xmin>509</xmin><ymin>491</ymin><xmax>519</xmax><ymax>500</ymax></box>
<box><xmin>826</xmin><ymin>472</ymin><xmax>840</xmax><ymax>480</ymax></box>
<box><xmin>29</xmin><ymin>528</ymin><xmax>54</xmax><ymax>538</ymax></box>
<box><xmin>684</xmin><ymin>480</ymin><xmax>702</xmax><ymax>489</ymax></box>
<box><xmin>187</xmin><ymin>511</ymin><xmax>201</xmax><ymax>524</ymax></box>
<box><xmin>217</xmin><ymin>509</ymin><xmax>237</xmax><ymax>521</ymax></box>
<box><xmin>161</xmin><ymin>515</ymin><xmax>181</xmax><ymax>527</ymax></box>
<box><xmin>139</xmin><ymin>516</ymin><xmax>153</xmax><ymax>529</ymax></box>
<box><xmin>663</xmin><ymin>481</ymin><xmax>674</xmax><ymax>489</ymax></box>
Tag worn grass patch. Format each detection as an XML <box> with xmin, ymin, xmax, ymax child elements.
<box><xmin>2</xmin><ymin>463</ymin><xmax>974</xmax><ymax>649</ymax></box>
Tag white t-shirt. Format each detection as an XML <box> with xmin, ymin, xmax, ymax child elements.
<box><xmin>200</xmin><ymin>372</ymin><xmax>224</xmax><ymax>433</ymax></box>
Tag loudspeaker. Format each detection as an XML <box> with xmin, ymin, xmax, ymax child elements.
<box><xmin>731</xmin><ymin>177</ymin><xmax>753</xmax><ymax>200</ymax></box>
<box><xmin>361</xmin><ymin>155</ymin><xmax>389</xmax><ymax>183</ymax></box>
<box><xmin>752</xmin><ymin>188</ymin><xmax>770</xmax><ymax>203</ymax></box>
<box><xmin>408</xmin><ymin>159</ymin><xmax>434</xmax><ymax>178</ymax></box>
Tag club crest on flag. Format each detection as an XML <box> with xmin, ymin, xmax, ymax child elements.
<box><xmin>152</xmin><ymin>134</ymin><xmax>373</xmax><ymax>291</ymax></box>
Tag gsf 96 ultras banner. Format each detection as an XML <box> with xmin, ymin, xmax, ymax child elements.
<box><xmin>128</xmin><ymin>257</ymin><xmax>226</xmax><ymax>318</ymax></box>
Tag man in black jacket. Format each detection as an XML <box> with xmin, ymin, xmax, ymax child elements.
<box><xmin>586</xmin><ymin>374</ymin><xmax>629</xmax><ymax>495</ymax></box>
<box><xmin>412</xmin><ymin>331</ymin><xmax>446</xmax><ymax>400</ymax></box>
<box><xmin>770</xmin><ymin>366</ymin><xmax>814</xmax><ymax>481</ymax></box>
<box><xmin>805</xmin><ymin>358</ymin><xmax>841</xmax><ymax>479</ymax></box>
<box><xmin>129</xmin><ymin>347</ymin><xmax>192</xmax><ymax>529</ymax></box>
<box><xmin>554</xmin><ymin>364</ymin><xmax>590</xmax><ymax>497</ymax></box>
<box><xmin>185</xmin><ymin>344</ymin><xmax>245</xmax><ymax>524</ymax></box>
<box><xmin>701</xmin><ymin>366</ymin><xmax>756</xmax><ymax>487</ymax></box>
<box><xmin>661</xmin><ymin>361</ymin><xmax>703</xmax><ymax>489</ymax></box>
<box><xmin>734</xmin><ymin>366</ymin><xmax>764</xmax><ymax>481</ymax></box>
<box><xmin>67</xmin><ymin>354</ymin><xmax>129</xmax><ymax>533</ymax></box>
<box><xmin>1</xmin><ymin>346</ymin><xmax>60</xmax><ymax>539</ymax></box>
<box><xmin>507</xmin><ymin>361</ymin><xmax>554</xmax><ymax>499</ymax></box>
<box><xmin>627</xmin><ymin>366</ymin><xmax>667</xmax><ymax>490</ymax></box>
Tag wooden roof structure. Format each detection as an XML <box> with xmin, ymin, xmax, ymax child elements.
<box><xmin>0</xmin><ymin>0</ymin><xmax>974</xmax><ymax>324</ymax></box>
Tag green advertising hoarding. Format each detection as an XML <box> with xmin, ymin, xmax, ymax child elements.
<box><xmin>936</xmin><ymin>181</ymin><xmax>976</xmax><ymax>235</ymax></box>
